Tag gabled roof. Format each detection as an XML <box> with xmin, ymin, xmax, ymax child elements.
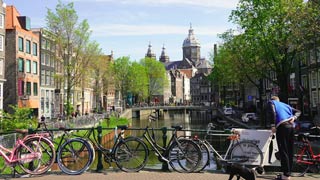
<box><xmin>164</xmin><ymin>61</ymin><xmax>181</xmax><ymax>70</ymax></box>
<box><xmin>196</xmin><ymin>59</ymin><xmax>212</xmax><ymax>69</ymax></box>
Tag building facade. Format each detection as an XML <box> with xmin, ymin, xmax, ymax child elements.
<box><xmin>156</xmin><ymin>25</ymin><xmax>212</xmax><ymax>105</ymax></box>
<box><xmin>0</xmin><ymin>1</ymin><xmax>5</xmax><ymax>111</ymax></box>
<box><xmin>32</xmin><ymin>28</ymin><xmax>56</xmax><ymax>118</ymax></box>
<box><xmin>5</xmin><ymin>6</ymin><xmax>40</xmax><ymax>115</ymax></box>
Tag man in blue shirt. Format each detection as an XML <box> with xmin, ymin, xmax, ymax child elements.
<box><xmin>269</xmin><ymin>96</ymin><xmax>301</xmax><ymax>180</ymax></box>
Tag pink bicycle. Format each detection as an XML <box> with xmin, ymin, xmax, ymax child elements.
<box><xmin>0</xmin><ymin>129</ymin><xmax>56</xmax><ymax>175</ymax></box>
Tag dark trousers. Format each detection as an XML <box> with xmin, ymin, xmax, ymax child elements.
<box><xmin>276</xmin><ymin>123</ymin><xmax>294</xmax><ymax>177</ymax></box>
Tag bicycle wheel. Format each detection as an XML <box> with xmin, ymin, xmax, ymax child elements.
<box><xmin>57</xmin><ymin>138</ymin><xmax>94</xmax><ymax>175</ymax></box>
<box><xmin>114</xmin><ymin>137</ymin><xmax>148</xmax><ymax>172</ymax></box>
<box><xmin>194</xmin><ymin>140</ymin><xmax>210</xmax><ymax>172</ymax></box>
<box><xmin>168</xmin><ymin>139</ymin><xmax>202</xmax><ymax>173</ymax></box>
<box><xmin>17</xmin><ymin>136</ymin><xmax>56</xmax><ymax>175</ymax></box>
<box><xmin>292</xmin><ymin>144</ymin><xmax>311</xmax><ymax>177</ymax></box>
<box><xmin>229</xmin><ymin>141</ymin><xmax>263</xmax><ymax>167</ymax></box>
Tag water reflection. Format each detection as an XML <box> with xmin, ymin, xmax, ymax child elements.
<box><xmin>132</xmin><ymin>110</ymin><xmax>213</xmax><ymax>130</ymax></box>
<box><xmin>131</xmin><ymin>109</ymin><xmax>217</xmax><ymax>170</ymax></box>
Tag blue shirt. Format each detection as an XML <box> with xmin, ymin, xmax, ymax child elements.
<box><xmin>271</xmin><ymin>100</ymin><xmax>294</xmax><ymax>127</ymax></box>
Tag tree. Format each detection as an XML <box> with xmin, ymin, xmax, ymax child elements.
<box><xmin>140</xmin><ymin>57</ymin><xmax>168</xmax><ymax>103</ymax></box>
<box><xmin>228</xmin><ymin>0</ymin><xmax>305</xmax><ymax>102</ymax></box>
<box><xmin>128</xmin><ymin>62</ymin><xmax>148</xmax><ymax>103</ymax></box>
<box><xmin>46</xmin><ymin>1</ymin><xmax>97</xmax><ymax>116</ymax></box>
<box><xmin>111</xmin><ymin>56</ymin><xmax>132</xmax><ymax>108</ymax></box>
<box><xmin>80</xmin><ymin>41</ymin><xmax>102</xmax><ymax>114</ymax></box>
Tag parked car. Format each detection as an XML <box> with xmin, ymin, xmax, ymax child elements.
<box><xmin>223</xmin><ymin>107</ymin><xmax>235</xmax><ymax>115</ymax></box>
<box><xmin>241</xmin><ymin>113</ymin><xmax>258</xmax><ymax>123</ymax></box>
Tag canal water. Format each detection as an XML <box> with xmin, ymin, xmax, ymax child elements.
<box><xmin>131</xmin><ymin>109</ymin><xmax>222</xmax><ymax>171</ymax></box>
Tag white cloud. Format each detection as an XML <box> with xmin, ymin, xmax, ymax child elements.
<box><xmin>66</xmin><ymin>0</ymin><xmax>238</xmax><ymax>9</ymax></box>
<box><xmin>92</xmin><ymin>24</ymin><xmax>229</xmax><ymax>37</ymax></box>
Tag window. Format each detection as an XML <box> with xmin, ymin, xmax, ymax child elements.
<box><xmin>0</xmin><ymin>14</ymin><xmax>4</xmax><ymax>28</ymax></box>
<box><xmin>51</xmin><ymin>71</ymin><xmax>54</xmax><ymax>86</ymax></box>
<box><xmin>46</xmin><ymin>40</ymin><xmax>51</xmax><ymax>50</ymax></box>
<box><xmin>33</xmin><ymin>42</ymin><xmax>38</xmax><ymax>56</ymax></box>
<box><xmin>41</xmin><ymin>52</ymin><xmax>45</xmax><ymax>65</ymax></box>
<box><xmin>46</xmin><ymin>70</ymin><xmax>50</xmax><ymax>85</ymax></box>
<box><xmin>50</xmin><ymin>56</ymin><xmax>54</xmax><ymax>67</ymax></box>
<box><xmin>32</xmin><ymin>61</ymin><xmax>37</xmax><ymax>74</ymax></box>
<box><xmin>19</xmin><ymin>80</ymin><xmax>24</xmax><ymax>96</ymax></box>
<box><xmin>0</xmin><ymin>35</ymin><xmax>3</xmax><ymax>51</ymax></box>
<box><xmin>312</xmin><ymin>91</ymin><xmax>318</xmax><ymax>107</ymax></box>
<box><xmin>18</xmin><ymin>58</ymin><xmax>24</xmax><ymax>72</ymax></box>
<box><xmin>26</xmin><ymin>82</ymin><xmax>31</xmax><ymax>95</ymax></box>
<box><xmin>0</xmin><ymin>59</ymin><xmax>3</xmax><ymax>76</ymax></box>
<box><xmin>45</xmin><ymin>54</ymin><xmax>50</xmax><ymax>65</ymax></box>
<box><xmin>302</xmin><ymin>75</ymin><xmax>307</xmax><ymax>89</ymax></box>
<box><xmin>33</xmin><ymin>83</ymin><xmax>38</xmax><ymax>96</ymax></box>
<box><xmin>310</xmin><ymin>49</ymin><xmax>315</xmax><ymax>64</ymax></box>
<box><xmin>41</xmin><ymin>70</ymin><xmax>45</xmax><ymax>86</ymax></box>
<box><xmin>26</xmin><ymin>60</ymin><xmax>31</xmax><ymax>73</ymax></box>
<box><xmin>41</xmin><ymin>39</ymin><xmax>46</xmax><ymax>49</ymax></box>
<box><xmin>311</xmin><ymin>71</ymin><xmax>317</xmax><ymax>88</ymax></box>
<box><xmin>26</xmin><ymin>40</ymin><xmax>31</xmax><ymax>54</ymax></box>
<box><xmin>18</xmin><ymin>37</ymin><xmax>24</xmax><ymax>52</ymax></box>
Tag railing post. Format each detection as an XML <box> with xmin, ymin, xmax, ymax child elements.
<box><xmin>96</xmin><ymin>125</ymin><xmax>103</xmax><ymax>172</ymax></box>
<box><xmin>161</xmin><ymin>127</ymin><xmax>169</xmax><ymax>171</ymax></box>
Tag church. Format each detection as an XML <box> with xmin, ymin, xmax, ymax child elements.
<box><xmin>145</xmin><ymin>25</ymin><xmax>213</xmax><ymax>106</ymax></box>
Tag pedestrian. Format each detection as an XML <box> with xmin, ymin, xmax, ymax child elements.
<box><xmin>268</xmin><ymin>96</ymin><xmax>301</xmax><ymax>180</ymax></box>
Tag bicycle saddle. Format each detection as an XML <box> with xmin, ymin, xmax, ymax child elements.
<box><xmin>171</xmin><ymin>125</ymin><xmax>183</xmax><ymax>130</ymax></box>
<box><xmin>15</xmin><ymin>129</ymin><xmax>28</xmax><ymax>134</ymax></box>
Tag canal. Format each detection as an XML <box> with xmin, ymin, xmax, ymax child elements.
<box><xmin>130</xmin><ymin>109</ymin><xmax>226</xmax><ymax>171</ymax></box>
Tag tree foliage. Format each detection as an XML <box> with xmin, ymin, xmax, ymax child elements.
<box><xmin>128</xmin><ymin>62</ymin><xmax>148</xmax><ymax>102</ymax></box>
<box><xmin>140</xmin><ymin>57</ymin><xmax>168</xmax><ymax>100</ymax></box>
<box><xmin>1</xmin><ymin>106</ymin><xmax>37</xmax><ymax>131</ymax></box>
<box><xmin>46</xmin><ymin>1</ymin><xmax>99</xmax><ymax>116</ymax></box>
<box><xmin>219</xmin><ymin>0</ymin><xmax>306</xmax><ymax>102</ymax></box>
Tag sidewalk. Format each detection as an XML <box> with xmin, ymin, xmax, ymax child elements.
<box><xmin>5</xmin><ymin>169</ymin><xmax>320</xmax><ymax>180</ymax></box>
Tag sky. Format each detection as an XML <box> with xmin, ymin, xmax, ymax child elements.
<box><xmin>4</xmin><ymin>0</ymin><xmax>238</xmax><ymax>62</ymax></box>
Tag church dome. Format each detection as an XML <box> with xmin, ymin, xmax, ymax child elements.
<box><xmin>183</xmin><ymin>25</ymin><xmax>200</xmax><ymax>47</ymax></box>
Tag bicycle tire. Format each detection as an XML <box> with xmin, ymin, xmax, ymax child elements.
<box><xmin>114</xmin><ymin>137</ymin><xmax>148</xmax><ymax>172</ymax></box>
<box><xmin>57</xmin><ymin>138</ymin><xmax>94</xmax><ymax>175</ymax></box>
<box><xmin>194</xmin><ymin>140</ymin><xmax>210</xmax><ymax>172</ymax></box>
<box><xmin>168</xmin><ymin>139</ymin><xmax>202</xmax><ymax>173</ymax></box>
<box><xmin>292</xmin><ymin>145</ymin><xmax>311</xmax><ymax>177</ymax></box>
<box><xmin>229</xmin><ymin>141</ymin><xmax>263</xmax><ymax>167</ymax></box>
<box><xmin>17</xmin><ymin>136</ymin><xmax>56</xmax><ymax>175</ymax></box>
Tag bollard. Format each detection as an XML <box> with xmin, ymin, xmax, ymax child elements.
<box><xmin>96</xmin><ymin>125</ymin><xmax>103</xmax><ymax>172</ymax></box>
<box><xmin>161</xmin><ymin>127</ymin><xmax>169</xmax><ymax>171</ymax></box>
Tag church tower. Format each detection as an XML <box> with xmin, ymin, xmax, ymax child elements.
<box><xmin>159</xmin><ymin>44</ymin><xmax>170</xmax><ymax>63</ymax></box>
<box><xmin>182</xmin><ymin>24</ymin><xmax>200</xmax><ymax>65</ymax></box>
<box><xmin>145</xmin><ymin>42</ymin><xmax>156</xmax><ymax>59</ymax></box>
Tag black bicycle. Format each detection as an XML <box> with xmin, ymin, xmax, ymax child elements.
<box><xmin>74</xmin><ymin>124</ymin><xmax>149</xmax><ymax>172</ymax></box>
<box><xmin>141</xmin><ymin>114</ymin><xmax>202</xmax><ymax>173</ymax></box>
<box><xmin>36</xmin><ymin>120</ymin><xmax>95</xmax><ymax>175</ymax></box>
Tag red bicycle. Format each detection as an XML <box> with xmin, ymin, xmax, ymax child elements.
<box><xmin>293</xmin><ymin>126</ymin><xmax>320</xmax><ymax>176</ymax></box>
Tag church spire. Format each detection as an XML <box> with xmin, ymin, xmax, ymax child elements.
<box><xmin>145</xmin><ymin>42</ymin><xmax>156</xmax><ymax>59</ymax></box>
<box><xmin>159</xmin><ymin>44</ymin><xmax>170</xmax><ymax>63</ymax></box>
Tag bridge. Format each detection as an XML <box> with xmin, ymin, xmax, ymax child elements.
<box><xmin>131</xmin><ymin>105</ymin><xmax>214</xmax><ymax>111</ymax></box>
<box><xmin>130</xmin><ymin>105</ymin><xmax>251</xmax><ymax>129</ymax></box>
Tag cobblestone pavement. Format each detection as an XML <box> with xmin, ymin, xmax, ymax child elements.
<box><xmin>3</xmin><ymin>169</ymin><xmax>320</xmax><ymax>180</ymax></box>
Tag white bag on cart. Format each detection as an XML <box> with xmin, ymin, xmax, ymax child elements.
<box><xmin>233</xmin><ymin>128</ymin><xmax>280</xmax><ymax>167</ymax></box>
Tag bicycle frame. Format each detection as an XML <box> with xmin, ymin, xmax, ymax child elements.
<box><xmin>83</xmin><ymin>126</ymin><xmax>128</xmax><ymax>162</ymax></box>
<box><xmin>142</xmin><ymin>126</ymin><xmax>182</xmax><ymax>162</ymax></box>
<box><xmin>0</xmin><ymin>133</ymin><xmax>46</xmax><ymax>165</ymax></box>
<box><xmin>203</xmin><ymin>124</ymin><xmax>240</xmax><ymax>161</ymax></box>
<box><xmin>296</xmin><ymin>137</ymin><xmax>320</xmax><ymax>165</ymax></box>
